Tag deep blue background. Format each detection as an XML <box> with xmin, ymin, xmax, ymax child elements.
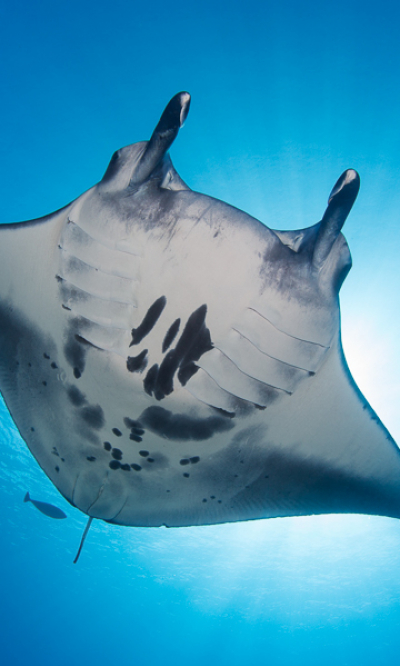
<box><xmin>1</xmin><ymin>1</ymin><xmax>400</xmax><ymax>664</ymax></box>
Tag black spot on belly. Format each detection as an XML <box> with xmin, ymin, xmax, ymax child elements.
<box><xmin>180</xmin><ymin>459</ymin><xmax>190</xmax><ymax>465</ymax></box>
<box><xmin>42</xmin><ymin>381</ymin><xmax>47</xmax><ymax>386</ymax></box>
<box><xmin>67</xmin><ymin>385</ymin><xmax>87</xmax><ymax>407</ymax></box>
<box><xmin>51</xmin><ymin>362</ymin><xmax>58</xmax><ymax>369</ymax></box>
<box><xmin>103</xmin><ymin>441</ymin><xmax>112</xmax><ymax>451</ymax></box>
<box><xmin>130</xmin><ymin>296</ymin><xmax>167</xmax><ymax>346</ymax></box>
<box><xmin>139</xmin><ymin>450</ymin><xmax>149</xmax><ymax>457</ymax></box>
<box><xmin>112</xmin><ymin>448</ymin><xmax>123</xmax><ymax>460</ymax></box>
<box><xmin>183</xmin><ymin>473</ymin><xmax>190</xmax><ymax>478</ymax></box>
<box><xmin>140</xmin><ymin>406</ymin><xmax>234</xmax><ymax>441</ymax></box>
<box><xmin>121</xmin><ymin>463</ymin><xmax>131</xmax><ymax>471</ymax></box>
<box><xmin>124</xmin><ymin>418</ymin><xmax>145</xmax><ymax>441</ymax></box>
<box><xmin>162</xmin><ymin>318</ymin><xmax>180</xmax><ymax>352</ymax></box>
<box><xmin>86</xmin><ymin>456</ymin><xmax>96</xmax><ymax>462</ymax></box>
<box><xmin>147</xmin><ymin>457</ymin><xmax>154</xmax><ymax>463</ymax></box>
<box><xmin>109</xmin><ymin>460</ymin><xmax>121</xmax><ymax>470</ymax></box>
<box><xmin>131</xmin><ymin>463</ymin><xmax>142</xmax><ymax>471</ymax></box>
<box><xmin>202</xmin><ymin>498</ymin><xmax>207</xmax><ymax>503</ymax></box>
<box><xmin>80</xmin><ymin>405</ymin><xmax>105</xmax><ymax>430</ymax></box>
<box><xmin>55</xmin><ymin>466</ymin><xmax>60</xmax><ymax>472</ymax></box>
<box><xmin>43</xmin><ymin>353</ymin><xmax>50</xmax><ymax>360</ymax></box>
<box><xmin>112</xmin><ymin>428</ymin><xmax>122</xmax><ymax>437</ymax></box>
<box><xmin>126</xmin><ymin>349</ymin><xmax>148</xmax><ymax>373</ymax></box>
<box><xmin>30</xmin><ymin>427</ymin><xmax>35</xmax><ymax>432</ymax></box>
<box><xmin>190</xmin><ymin>456</ymin><xmax>200</xmax><ymax>464</ymax></box>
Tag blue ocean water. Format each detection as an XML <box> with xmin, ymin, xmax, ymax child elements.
<box><xmin>1</xmin><ymin>1</ymin><xmax>400</xmax><ymax>664</ymax></box>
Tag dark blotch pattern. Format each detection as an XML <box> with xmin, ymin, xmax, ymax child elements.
<box><xmin>139</xmin><ymin>450</ymin><xmax>149</xmax><ymax>457</ymax></box>
<box><xmin>51</xmin><ymin>362</ymin><xmax>58</xmax><ymax>369</ymax></box>
<box><xmin>55</xmin><ymin>466</ymin><xmax>60</xmax><ymax>472</ymax></box>
<box><xmin>43</xmin><ymin>353</ymin><xmax>50</xmax><ymax>360</ymax></box>
<box><xmin>162</xmin><ymin>318</ymin><xmax>181</xmax><ymax>352</ymax></box>
<box><xmin>180</xmin><ymin>459</ymin><xmax>190</xmax><ymax>466</ymax></box>
<box><xmin>109</xmin><ymin>460</ymin><xmax>121</xmax><ymax>470</ymax></box>
<box><xmin>144</xmin><ymin>364</ymin><xmax>159</xmax><ymax>396</ymax></box>
<box><xmin>86</xmin><ymin>456</ymin><xmax>96</xmax><ymax>462</ymax></box>
<box><xmin>131</xmin><ymin>463</ymin><xmax>142</xmax><ymax>471</ymax></box>
<box><xmin>112</xmin><ymin>448</ymin><xmax>123</xmax><ymax>460</ymax></box>
<box><xmin>121</xmin><ymin>464</ymin><xmax>131</xmax><ymax>471</ymax></box>
<box><xmin>67</xmin><ymin>385</ymin><xmax>87</xmax><ymax>407</ymax></box>
<box><xmin>183</xmin><ymin>473</ymin><xmax>190</xmax><ymax>478</ymax></box>
<box><xmin>103</xmin><ymin>441</ymin><xmax>112</xmax><ymax>451</ymax></box>
<box><xmin>112</xmin><ymin>428</ymin><xmax>122</xmax><ymax>437</ymax></box>
<box><xmin>126</xmin><ymin>349</ymin><xmax>148</xmax><ymax>373</ymax></box>
<box><xmin>144</xmin><ymin>305</ymin><xmax>212</xmax><ymax>400</ymax></box>
<box><xmin>130</xmin><ymin>433</ymin><xmax>143</xmax><ymax>443</ymax></box>
<box><xmin>130</xmin><ymin>296</ymin><xmax>167</xmax><ymax>346</ymax></box>
<box><xmin>80</xmin><ymin>405</ymin><xmax>105</xmax><ymax>430</ymax></box>
<box><xmin>140</xmin><ymin>406</ymin><xmax>234</xmax><ymax>441</ymax></box>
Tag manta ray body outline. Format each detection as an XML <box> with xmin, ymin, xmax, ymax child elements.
<box><xmin>1</xmin><ymin>93</ymin><xmax>400</xmax><ymax>553</ymax></box>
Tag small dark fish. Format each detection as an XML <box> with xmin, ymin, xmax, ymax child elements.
<box><xmin>24</xmin><ymin>491</ymin><xmax>67</xmax><ymax>519</ymax></box>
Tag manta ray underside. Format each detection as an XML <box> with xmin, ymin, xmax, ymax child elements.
<box><xmin>1</xmin><ymin>92</ymin><xmax>400</xmax><ymax>558</ymax></box>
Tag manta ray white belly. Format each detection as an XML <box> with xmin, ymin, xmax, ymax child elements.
<box><xmin>1</xmin><ymin>92</ymin><xmax>400</xmax><ymax>530</ymax></box>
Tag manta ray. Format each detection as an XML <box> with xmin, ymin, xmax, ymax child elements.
<box><xmin>1</xmin><ymin>92</ymin><xmax>400</xmax><ymax>561</ymax></box>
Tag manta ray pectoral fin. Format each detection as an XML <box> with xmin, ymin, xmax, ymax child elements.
<box><xmin>312</xmin><ymin>169</ymin><xmax>360</xmax><ymax>268</ymax></box>
<box><xmin>73</xmin><ymin>516</ymin><xmax>94</xmax><ymax>564</ymax></box>
<box><xmin>130</xmin><ymin>91</ymin><xmax>191</xmax><ymax>186</ymax></box>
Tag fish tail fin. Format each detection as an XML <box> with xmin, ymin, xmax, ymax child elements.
<box><xmin>73</xmin><ymin>516</ymin><xmax>94</xmax><ymax>564</ymax></box>
<box><xmin>24</xmin><ymin>492</ymin><xmax>30</xmax><ymax>503</ymax></box>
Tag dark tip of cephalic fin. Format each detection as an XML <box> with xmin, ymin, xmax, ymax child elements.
<box><xmin>131</xmin><ymin>92</ymin><xmax>191</xmax><ymax>186</ymax></box>
<box><xmin>328</xmin><ymin>169</ymin><xmax>360</xmax><ymax>206</ymax></box>
<box><xmin>312</xmin><ymin>169</ymin><xmax>360</xmax><ymax>268</ymax></box>
<box><xmin>73</xmin><ymin>516</ymin><xmax>94</xmax><ymax>564</ymax></box>
<box><xmin>24</xmin><ymin>492</ymin><xmax>30</xmax><ymax>503</ymax></box>
<box><xmin>155</xmin><ymin>92</ymin><xmax>191</xmax><ymax>134</ymax></box>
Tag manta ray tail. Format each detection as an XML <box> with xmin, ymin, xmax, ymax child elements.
<box><xmin>73</xmin><ymin>516</ymin><xmax>94</xmax><ymax>564</ymax></box>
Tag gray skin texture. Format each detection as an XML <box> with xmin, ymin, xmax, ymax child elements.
<box><xmin>1</xmin><ymin>92</ymin><xmax>400</xmax><ymax>529</ymax></box>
